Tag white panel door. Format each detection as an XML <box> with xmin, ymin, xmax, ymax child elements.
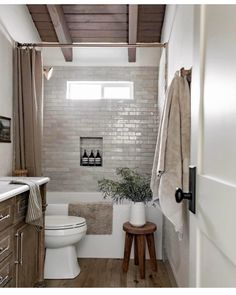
<box><xmin>189</xmin><ymin>5</ymin><xmax>236</xmax><ymax>287</ymax></box>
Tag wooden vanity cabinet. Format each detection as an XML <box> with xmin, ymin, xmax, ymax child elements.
<box><xmin>14</xmin><ymin>223</ymin><xmax>39</xmax><ymax>287</ymax></box>
<box><xmin>0</xmin><ymin>184</ymin><xmax>47</xmax><ymax>288</ymax></box>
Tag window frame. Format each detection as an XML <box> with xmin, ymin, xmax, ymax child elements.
<box><xmin>66</xmin><ymin>81</ymin><xmax>134</xmax><ymax>100</ymax></box>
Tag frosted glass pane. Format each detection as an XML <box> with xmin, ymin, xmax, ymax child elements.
<box><xmin>67</xmin><ymin>81</ymin><xmax>133</xmax><ymax>100</ymax></box>
<box><xmin>69</xmin><ymin>84</ymin><xmax>102</xmax><ymax>100</ymax></box>
<box><xmin>103</xmin><ymin>86</ymin><xmax>131</xmax><ymax>99</ymax></box>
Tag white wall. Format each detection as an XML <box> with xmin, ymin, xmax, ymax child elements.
<box><xmin>0</xmin><ymin>5</ymin><xmax>40</xmax><ymax>43</ymax></box>
<box><xmin>162</xmin><ymin>5</ymin><xmax>194</xmax><ymax>83</ymax></box>
<box><xmin>0</xmin><ymin>23</ymin><xmax>13</xmax><ymax>176</ymax></box>
<box><xmin>161</xmin><ymin>5</ymin><xmax>194</xmax><ymax>287</ymax></box>
<box><xmin>43</xmin><ymin>47</ymin><xmax>161</xmax><ymax>67</ymax></box>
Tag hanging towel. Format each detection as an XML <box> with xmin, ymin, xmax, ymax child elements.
<box><xmin>10</xmin><ymin>179</ymin><xmax>43</xmax><ymax>229</ymax></box>
<box><xmin>151</xmin><ymin>72</ymin><xmax>190</xmax><ymax>235</ymax></box>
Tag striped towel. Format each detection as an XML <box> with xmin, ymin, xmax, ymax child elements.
<box><xmin>10</xmin><ymin>179</ymin><xmax>43</xmax><ymax>229</ymax></box>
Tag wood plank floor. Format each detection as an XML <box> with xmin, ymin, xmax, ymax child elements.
<box><xmin>45</xmin><ymin>258</ymin><xmax>175</xmax><ymax>288</ymax></box>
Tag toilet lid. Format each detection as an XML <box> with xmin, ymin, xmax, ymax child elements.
<box><xmin>45</xmin><ymin>215</ymin><xmax>86</xmax><ymax>230</ymax></box>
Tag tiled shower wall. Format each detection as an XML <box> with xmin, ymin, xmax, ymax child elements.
<box><xmin>43</xmin><ymin>67</ymin><xmax>159</xmax><ymax>191</ymax></box>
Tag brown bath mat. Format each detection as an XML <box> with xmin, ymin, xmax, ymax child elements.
<box><xmin>68</xmin><ymin>202</ymin><xmax>113</xmax><ymax>235</ymax></box>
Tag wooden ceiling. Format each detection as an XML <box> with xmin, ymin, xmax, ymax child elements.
<box><xmin>27</xmin><ymin>4</ymin><xmax>165</xmax><ymax>62</ymax></box>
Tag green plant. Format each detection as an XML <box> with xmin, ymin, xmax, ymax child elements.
<box><xmin>98</xmin><ymin>167</ymin><xmax>152</xmax><ymax>203</ymax></box>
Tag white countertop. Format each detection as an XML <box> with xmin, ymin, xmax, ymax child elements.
<box><xmin>0</xmin><ymin>177</ymin><xmax>50</xmax><ymax>203</ymax></box>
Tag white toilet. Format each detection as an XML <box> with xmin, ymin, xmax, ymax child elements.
<box><xmin>44</xmin><ymin>215</ymin><xmax>87</xmax><ymax>279</ymax></box>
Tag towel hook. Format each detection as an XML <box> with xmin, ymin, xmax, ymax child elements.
<box><xmin>180</xmin><ymin>67</ymin><xmax>192</xmax><ymax>83</ymax></box>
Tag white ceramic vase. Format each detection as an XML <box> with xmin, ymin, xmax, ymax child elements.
<box><xmin>129</xmin><ymin>202</ymin><xmax>146</xmax><ymax>227</ymax></box>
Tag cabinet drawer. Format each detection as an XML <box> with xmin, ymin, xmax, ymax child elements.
<box><xmin>0</xmin><ymin>254</ymin><xmax>13</xmax><ymax>288</ymax></box>
<box><xmin>14</xmin><ymin>192</ymin><xmax>29</xmax><ymax>223</ymax></box>
<box><xmin>0</xmin><ymin>199</ymin><xmax>14</xmax><ymax>232</ymax></box>
<box><xmin>0</xmin><ymin>228</ymin><xmax>13</xmax><ymax>263</ymax></box>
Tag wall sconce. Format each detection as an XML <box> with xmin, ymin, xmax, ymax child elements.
<box><xmin>43</xmin><ymin>67</ymin><xmax>54</xmax><ymax>80</ymax></box>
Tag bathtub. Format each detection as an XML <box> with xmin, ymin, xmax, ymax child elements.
<box><xmin>46</xmin><ymin>192</ymin><xmax>163</xmax><ymax>260</ymax></box>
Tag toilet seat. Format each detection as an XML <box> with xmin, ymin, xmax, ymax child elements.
<box><xmin>45</xmin><ymin>215</ymin><xmax>86</xmax><ymax>230</ymax></box>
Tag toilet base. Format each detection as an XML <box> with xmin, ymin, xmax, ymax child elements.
<box><xmin>44</xmin><ymin>245</ymin><xmax>80</xmax><ymax>279</ymax></box>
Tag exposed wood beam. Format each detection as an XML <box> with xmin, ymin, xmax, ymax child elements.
<box><xmin>47</xmin><ymin>5</ymin><xmax>73</xmax><ymax>62</ymax></box>
<box><xmin>128</xmin><ymin>5</ymin><xmax>138</xmax><ymax>62</ymax></box>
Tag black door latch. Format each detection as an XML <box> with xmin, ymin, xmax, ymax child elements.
<box><xmin>175</xmin><ymin>166</ymin><xmax>196</xmax><ymax>214</ymax></box>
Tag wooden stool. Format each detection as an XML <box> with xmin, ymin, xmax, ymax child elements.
<box><xmin>122</xmin><ymin>222</ymin><xmax>157</xmax><ymax>279</ymax></box>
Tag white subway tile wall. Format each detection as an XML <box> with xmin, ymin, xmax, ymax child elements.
<box><xmin>43</xmin><ymin>67</ymin><xmax>159</xmax><ymax>191</ymax></box>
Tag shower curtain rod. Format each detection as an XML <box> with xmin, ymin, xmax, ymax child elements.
<box><xmin>16</xmin><ymin>42</ymin><xmax>167</xmax><ymax>48</ymax></box>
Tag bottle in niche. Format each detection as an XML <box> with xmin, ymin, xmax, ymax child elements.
<box><xmin>95</xmin><ymin>150</ymin><xmax>102</xmax><ymax>166</ymax></box>
<box><xmin>81</xmin><ymin>149</ymin><xmax>89</xmax><ymax>166</ymax></box>
<box><xmin>89</xmin><ymin>150</ymin><xmax>95</xmax><ymax>166</ymax></box>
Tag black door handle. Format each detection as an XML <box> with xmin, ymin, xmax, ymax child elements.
<box><xmin>174</xmin><ymin>166</ymin><xmax>196</xmax><ymax>214</ymax></box>
<box><xmin>175</xmin><ymin>188</ymin><xmax>192</xmax><ymax>203</ymax></box>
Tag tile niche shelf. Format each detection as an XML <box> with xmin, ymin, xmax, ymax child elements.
<box><xmin>80</xmin><ymin>137</ymin><xmax>103</xmax><ymax>167</ymax></box>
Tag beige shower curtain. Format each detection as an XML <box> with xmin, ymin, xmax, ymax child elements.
<box><xmin>13</xmin><ymin>47</ymin><xmax>43</xmax><ymax>176</ymax></box>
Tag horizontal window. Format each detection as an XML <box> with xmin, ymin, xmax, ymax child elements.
<box><xmin>66</xmin><ymin>81</ymin><xmax>134</xmax><ymax>100</ymax></box>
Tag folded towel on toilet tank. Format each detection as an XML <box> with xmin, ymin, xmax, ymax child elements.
<box><xmin>68</xmin><ymin>202</ymin><xmax>113</xmax><ymax>235</ymax></box>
